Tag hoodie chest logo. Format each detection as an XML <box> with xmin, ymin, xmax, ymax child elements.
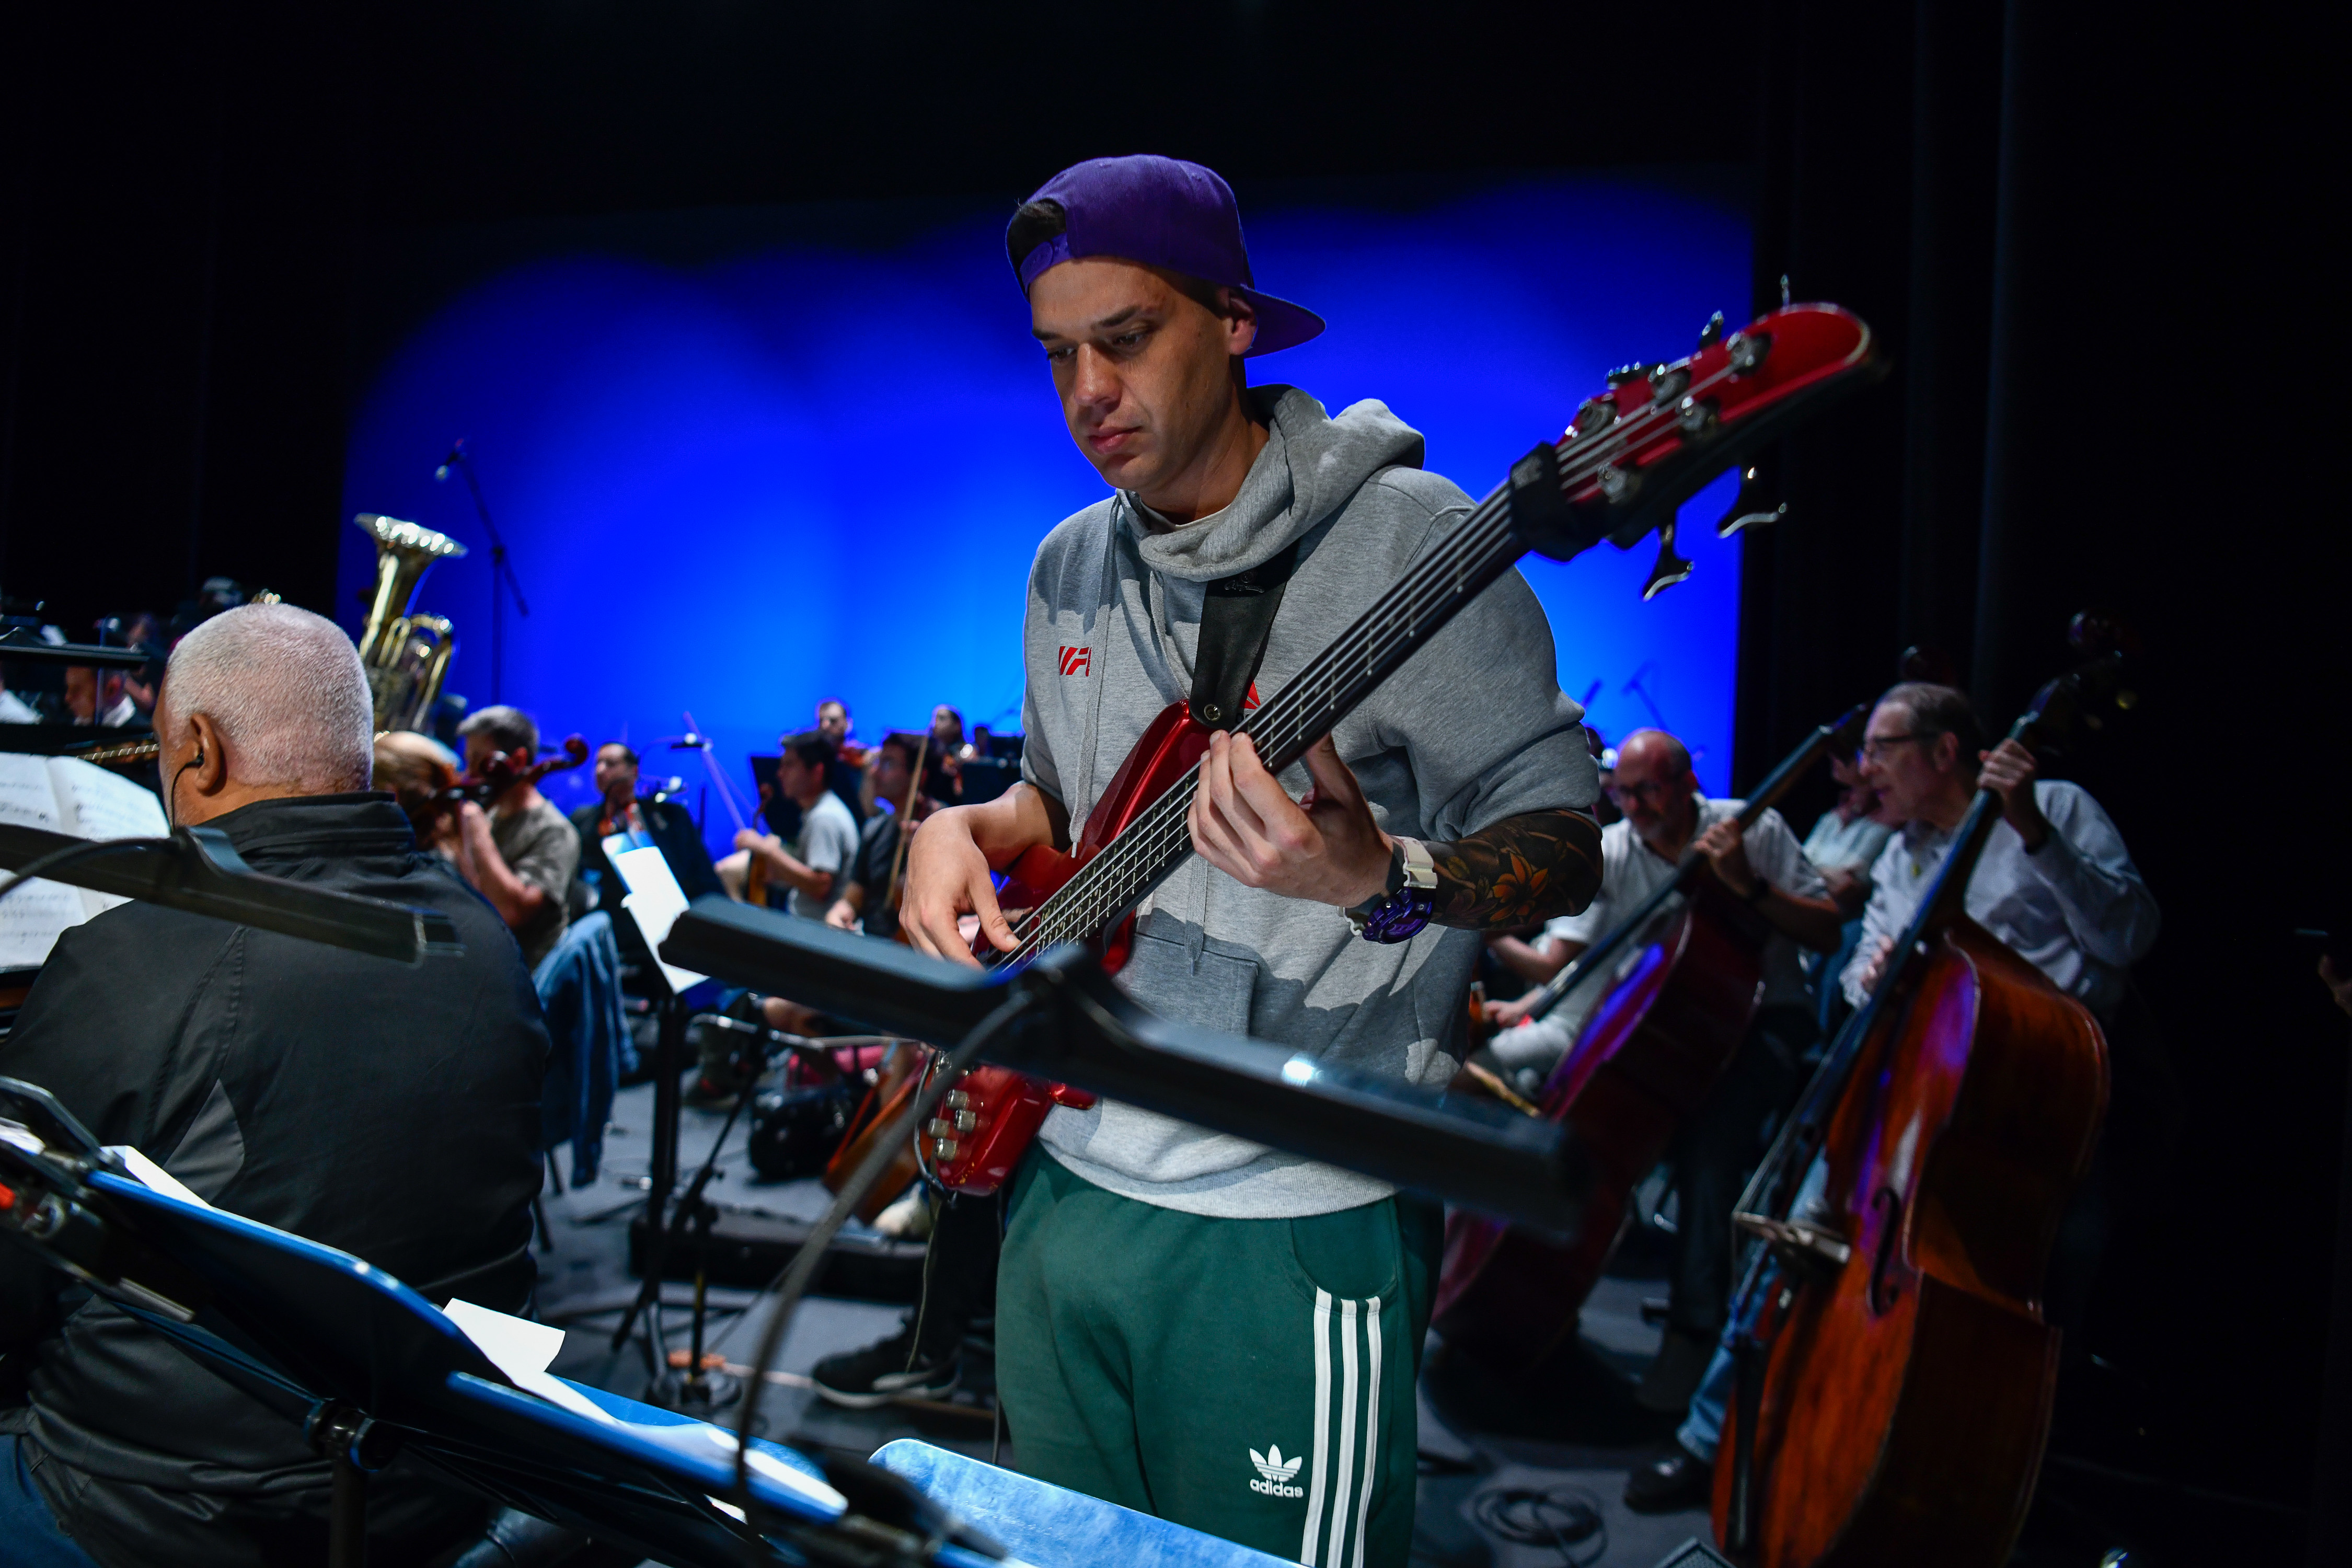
<box><xmin>1059</xmin><ymin>645</ymin><xmax>1091</xmax><ymax>677</ymax></box>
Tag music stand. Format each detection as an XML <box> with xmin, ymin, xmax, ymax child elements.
<box><xmin>658</xmin><ymin>897</ymin><xmax>1588</xmax><ymax>1234</ymax></box>
<box><xmin>0</xmin><ymin>1081</ymin><xmax>999</xmax><ymax>1568</ymax></box>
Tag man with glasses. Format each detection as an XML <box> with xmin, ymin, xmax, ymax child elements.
<box><xmin>1624</xmin><ymin>681</ymin><xmax>2158</xmax><ymax>1514</ymax></box>
<box><xmin>1486</xmin><ymin>728</ymin><xmax>1842</xmax><ymax>1414</ymax></box>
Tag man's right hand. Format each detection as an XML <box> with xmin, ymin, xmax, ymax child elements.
<box><xmin>901</xmin><ymin>805</ymin><xmax>1016</xmax><ymax>967</ymax></box>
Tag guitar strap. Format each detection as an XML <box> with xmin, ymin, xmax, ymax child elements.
<box><xmin>1190</xmin><ymin>538</ymin><xmax>1300</xmax><ymax>731</ymax></box>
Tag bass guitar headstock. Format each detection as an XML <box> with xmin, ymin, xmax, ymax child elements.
<box><xmin>1514</xmin><ymin>303</ymin><xmax>1884</xmax><ymax>598</ymax></box>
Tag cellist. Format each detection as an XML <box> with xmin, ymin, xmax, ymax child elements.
<box><xmin>1484</xmin><ymin>728</ymin><xmax>1844</xmax><ymax>1414</ymax></box>
<box><xmin>1625</xmin><ymin>679</ymin><xmax>2159</xmax><ymax>1515</ymax></box>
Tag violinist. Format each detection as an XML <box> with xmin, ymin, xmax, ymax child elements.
<box><xmin>1625</xmin><ymin>681</ymin><xmax>2159</xmax><ymax>1515</ymax></box>
<box><xmin>453</xmin><ymin>705</ymin><xmax>579</xmax><ymax>969</ymax></box>
<box><xmin>371</xmin><ymin>730</ymin><xmax>464</xmax><ymax>861</ymax></box>
<box><xmin>568</xmin><ymin>741</ymin><xmax>647</xmax><ymax>919</ymax></box>
<box><xmin>815</xmin><ymin>698</ymin><xmax>869</xmax><ymax>821</ymax></box>
<box><xmin>825</xmin><ymin>733</ymin><xmax>948</xmax><ymax>940</ymax></box>
<box><xmin>1485</xmin><ymin>728</ymin><xmax>1842</xmax><ymax>1415</ymax></box>
<box><xmin>724</xmin><ymin>729</ymin><xmax>858</xmax><ymax>920</ymax></box>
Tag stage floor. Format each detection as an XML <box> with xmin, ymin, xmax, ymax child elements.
<box><xmin>535</xmin><ymin>1076</ymin><xmax>1714</xmax><ymax>1567</ymax></box>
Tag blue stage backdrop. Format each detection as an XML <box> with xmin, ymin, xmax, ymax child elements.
<box><xmin>341</xmin><ymin>173</ymin><xmax>1750</xmax><ymax>846</ymax></box>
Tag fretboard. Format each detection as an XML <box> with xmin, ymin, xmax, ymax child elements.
<box><xmin>996</xmin><ymin>476</ymin><xmax>1544</xmax><ymax>967</ymax></box>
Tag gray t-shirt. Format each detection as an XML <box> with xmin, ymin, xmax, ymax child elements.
<box><xmin>789</xmin><ymin>789</ymin><xmax>859</xmax><ymax>921</ymax></box>
<box><xmin>1547</xmin><ymin>797</ymin><xmax>1827</xmax><ymax>1013</ymax></box>
<box><xmin>490</xmin><ymin>794</ymin><xmax>579</xmax><ymax>970</ymax></box>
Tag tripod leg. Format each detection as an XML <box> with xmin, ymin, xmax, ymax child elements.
<box><xmin>328</xmin><ymin>1448</ymin><xmax>367</xmax><ymax>1568</ymax></box>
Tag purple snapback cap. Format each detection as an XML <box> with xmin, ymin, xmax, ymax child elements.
<box><xmin>1011</xmin><ymin>154</ymin><xmax>1325</xmax><ymax>357</ymax></box>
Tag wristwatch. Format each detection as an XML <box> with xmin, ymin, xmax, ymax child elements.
<box><xmin>1347</xmin><ymin>836</ymin><xmax>1438</xmax><ymax>943</ymax></box>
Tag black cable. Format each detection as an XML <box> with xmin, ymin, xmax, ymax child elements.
<box><xmin>729</xmin><ymin>988</ymin><xmax>1034</xmax><ymax>1558</ymax></box>
<box><xmin>1467</xmin><ymin>1481</ymin><xmax>1607</xmax><ymax>1567</ymax></box>
<box><xmin>0</xmin><ymin>837</ymin><xmax>166</xmax><ymax>902</ymax></box>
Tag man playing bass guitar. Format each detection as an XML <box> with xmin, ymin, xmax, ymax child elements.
<box><xmin>901</xmin><ymin>154</ymin><xmax>1604</xmax><ymax>1567</ymax></box>
<box><xmin>1485</xmin><ymin>727</ymin><xmax>1843</xmax><ymax>1413</ymax></box>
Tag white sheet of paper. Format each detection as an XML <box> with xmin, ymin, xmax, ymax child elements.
<box><xmin>0</xmin><ymin>753</ymin><xmax>63</xmax><ymax>832</ymax></box>
<box><xmin>0</xmin><ymin>878</ymin><xmax>88</xmax><ymax>969</ymax></box>
<box><xmin>443</xmin><ymin>1298</ymin><xmax>619</xmax><ymax>1425</ymax></box>
<box><xmin>46</xmin><ymin>756</ymin><xmax>168</xmax><ymax>842</ymax></box>
<box><xmin>106</xmin><ymin>1145</ymin><xmax>212</xmax><ymax>1208</ymax></box>
<box><xmin>607</xmin><ymin>839</ymin><xmax>707</xmax><ymax>996</ymax></box>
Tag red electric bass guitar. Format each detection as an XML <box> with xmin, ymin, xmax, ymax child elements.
<box><xmin>923</xmin><ymin>302</ymin><xmax>1883</xmax><ymax>1194</ymax></box>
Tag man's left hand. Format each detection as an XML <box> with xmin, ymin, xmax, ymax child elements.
<box><xmin>1977</xmin><ymin>739</ymin><xmax>2048</xmax><ymax>850</ymax></box>
<box><xmin>734</xmin><ymin>828</ymin><xmax>783</xmax><ymax>864</ymax></box>
<box><xmin>1189</xmin><ymin>732</ymin><xmax>1391</xmax><ymax>907</ymax></box>
<box><xmin>1693</xmin><ymin>818</ymin><xmax>1760</xmax><ymax>899</ymax></box>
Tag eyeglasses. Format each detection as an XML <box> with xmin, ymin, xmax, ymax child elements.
<box><xmin>1859</xmin><ymin>733</ymin><xmax>1930</xmax><ymax>762</ymax></box>
<box><xmin>1604</xmin><ymin>778</ymin><xmax>1673</xmax><ymax>804</ymax></box>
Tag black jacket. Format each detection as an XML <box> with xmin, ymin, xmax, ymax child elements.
<box><xmin>0</xmin><ymin>794</ymin><xmax>548</xmax><ymax>1568</ymax></box>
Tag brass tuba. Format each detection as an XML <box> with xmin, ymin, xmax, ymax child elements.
<box><xmin>353</xmin><ymin>512</ymin><xmax>467</xmax><ymax>733</ymax></box>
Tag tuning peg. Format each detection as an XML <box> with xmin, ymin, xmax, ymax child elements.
<box><xmin>1714</xmin><ymin>465</ymin><xmax>1788</xmax><ymax>536</ymax></box>
<box><xmin>1697</xmin><ymin>310</ymin><xmax>1726</xmax><ymax>350</ymax></box>
<box><xmin>1642</xmin><ymin>515</ymin><xmax>1693</xmax><ymax>601</ymax></box>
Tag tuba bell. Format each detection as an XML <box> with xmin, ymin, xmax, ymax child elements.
<box><xmin>353</xmin><ymin>512</ymin><xmax>467</xmax><ymax>733</ymax></box>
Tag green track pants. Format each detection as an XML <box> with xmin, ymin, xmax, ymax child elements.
<box><xmin>996</xmin><ymin>1151</ymin><xmax>1440</xmax><ymax>1567</ymax></box>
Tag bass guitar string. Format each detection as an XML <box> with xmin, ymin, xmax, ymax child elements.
<box><xmin>998</xmin><ymin>357</ymin><xmax>1737</xmax><ymax>961</ymax></box>
<box><xmin>998</xmin><ymin>500</ymin><xmax>1520</xmax><ymax>960</ymax></box>
<box><xmin>995</xmin><ymin>380</ymin><xmax>1703</xmax><ymax>961</ymax></box>
<box><xmin>997</xmin><ymin>349</ymin><xmax>1755</xmax><ymax>963</ymax></box>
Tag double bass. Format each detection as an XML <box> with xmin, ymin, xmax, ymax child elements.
<box><xmin>1431</xmin><ymin>704</ymin><xmax>1865</xmax><ymax>1371</ymax></box>
<box><xmin>1712</xmin><ymin>622</ymin><xmax>2132</xmax><ymax>1567</ymax></box>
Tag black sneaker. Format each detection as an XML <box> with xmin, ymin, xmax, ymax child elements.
<box><xmin>810</xmin><ymin>1317</ymin><xmax>960</xmax><ymax>1409</ymax></box>
<box><xmin>1622</xmin><ymin>1438</ymin><xmax>1712</xmax><ymax>1514</ymax></box>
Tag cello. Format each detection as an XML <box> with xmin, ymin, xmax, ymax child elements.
<box><xmin>1711</xmin><ymin>623</ymin><xmax>2132</xmax><ymax>1567</ymax></box>
<box><xmin>1431</xmin><ymin>703</ymin><xmax>1864</xmax><ymax>1372</ymax></box>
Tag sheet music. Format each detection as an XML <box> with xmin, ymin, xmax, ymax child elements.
<box><xmin>0</xmin><ymin>752</ymin><xmax>63</xmax><ymax>832</ymax></box>
<box><xmin>607</xmin><ymin>839</ymin><xmax>709</xmax><ymax>997</ymax></box>
<box><xmin>45</xmin><ymin>756</ymin><xmax>167</xmax><ymax>841</ymax></box>
<box><xmin>0</xmin><ymin>879</ymin><xmax>89</xmax><ymax>969</ymax></box>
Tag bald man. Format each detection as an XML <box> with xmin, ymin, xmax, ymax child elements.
<box><xmin>1485</xmin><ymin>729</ymin><xmax>1841</xmax><ymax>1413</ymax></box>
<box><xmin>0</xmin><ymin>604</ymin><xmax>547</xmax><ymax>1568</ymax></box>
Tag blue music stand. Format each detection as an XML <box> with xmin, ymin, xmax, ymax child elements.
<box><xmin>870</xmin><ymin>1441</ymin><xmax>1295</xmax><ymax>1568</ymax></box>
<box><xmin>2</xmin><ymin>1086</ymin><xmax>1300</xmax><ymax>1568</ymax></box>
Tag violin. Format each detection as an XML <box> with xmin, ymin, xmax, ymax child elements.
<box><xmin>1712</xmin><ymin>616</ymin><xmax>2136</xmax><ymax>1567</ymax></box>
<box><xmin>437</xmin><ymin>733</ymin><xmax>589</xmax><ymax>809</ymax></box>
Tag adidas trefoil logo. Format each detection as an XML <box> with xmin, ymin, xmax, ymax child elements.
<box><xmin>1249</xmin><ymin>1444</ymin><xmax>1306</xmax><ymax>1498</ymax></box>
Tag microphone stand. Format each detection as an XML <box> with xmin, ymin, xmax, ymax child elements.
<box><xmin>436</xmin><ymin>440</ymin><xmax>529</xmax><ymax>705</ymax></box>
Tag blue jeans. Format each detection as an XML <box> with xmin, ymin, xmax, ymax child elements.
<box><xmin>0</xmin><ymin>1436</ymin><xmax>99</xmax><ymax>1568</ymax></box>
<box><xmin>1678</xmin><ymin>1156</ymin><xmax>1832</xmax><ymax>1462</ymax></box>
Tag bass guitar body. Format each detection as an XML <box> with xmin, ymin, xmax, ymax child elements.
<box><xmin>1713</xmin><ymin>920</ymin><xmax>2106</xmax><ymax>1567</ymax></box>
<box><xmin>1434</xmin><ymin>886</ymin><xmax>1765</xmax><ymax>1369</ymax></box>
<box><xmin>926</xmin><ymin>700</ymin><xmax>1210</xmax><ymax>1194</ymax></box>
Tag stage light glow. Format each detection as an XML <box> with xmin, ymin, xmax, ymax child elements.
<box><xmin>341</xmin><ymin>176</ymin><xmax>1750</xmax><ymax>847</ymax></box>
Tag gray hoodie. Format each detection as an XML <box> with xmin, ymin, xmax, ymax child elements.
<box><xmin>1019</xmin><ymin>386</ymin><xmax>1598</xmax><ymax>1218</ymax></box>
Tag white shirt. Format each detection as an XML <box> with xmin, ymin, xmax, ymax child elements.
<box><xmin>0</xmin><ymin>689</ymin><xmax>38</xmax><ymax>723</ymax></box>
<box><xmin>789</xmin><ymin>789</ymin><xmax>860</xmax><ymax>921</ymax></box>
<box><xmin>1549</xmin><ymin>795</ymin><xmax>1828</xmax><ymax>1012</ymax></box>
<box><xmin>1839</xmin><ymin>780</ymin><xmax>2157</xmax><ymax>1022</ymax></box>
<box><xmin>1802</xmin><ymin>808</ymin><xmax>1893</xmax><ymax>874</ymax></box>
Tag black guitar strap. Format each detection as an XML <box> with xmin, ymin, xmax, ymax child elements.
<box><xmin>1190</xmin><ymin>539</ymin><xmax>1300</xmax><ymax>731</ymax></box>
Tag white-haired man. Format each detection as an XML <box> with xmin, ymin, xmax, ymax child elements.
<box><xmin>0</xmin><ymin>603</ymin><xmax>549</xmax><ymax>1568</ymax></box>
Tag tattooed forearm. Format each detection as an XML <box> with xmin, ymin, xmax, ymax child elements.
<box><xmin>1427</xmin><ymin>808</ymin><xmax>1603</xmax><ymax>930</ymax></box>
